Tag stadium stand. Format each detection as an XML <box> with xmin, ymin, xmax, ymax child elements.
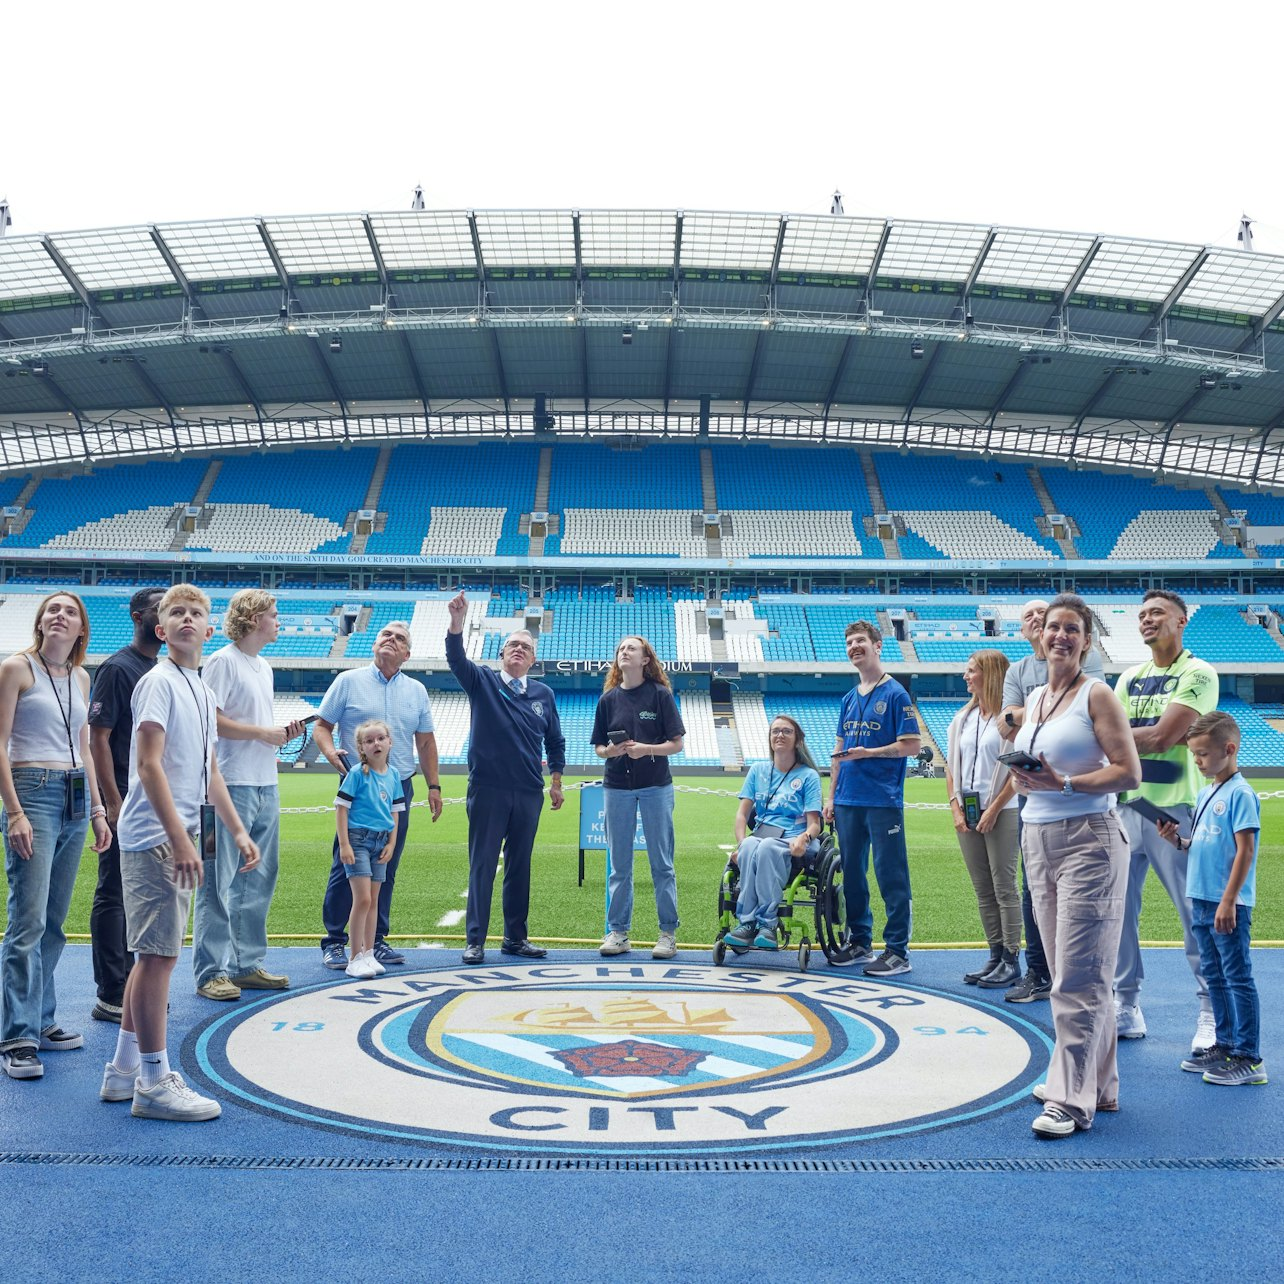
<box><xmin>762</xmin><ymin>694</ymin><xmax>841</xmax><ymax>766</ymax></box>
<box><xmin>549</xmin><ymin>443</ymin><xmax>704</xmax><ymax>510</ymax></box>
<box><xmin>8</xmin><ymin>459</ymin><xmax>209</xmax><ymax>550</ymax></box>
<box><xmin>365</xmin><ymin>443</ymin><xmax>538</xmax><ymax>557</ymax></box>
<box><xmin>1040</xmin><ymin>467</ymin><xmax>1219</xmax><ymax>560</ymax></box>
<box><xmin>561</xmin><ymin>509</ymin><xmax>706</xmax><ymax>558</ymax></box>
<box><xmin>189</xmin><ymin>505</ymin><xmax>347</xmax><ymax>554</ymax></box>
<box><xmin>671</xmin><ymin>690</ymin><xmax>722</xmax><ymax>767</ymax></box>
<box><xmin>722</xmin><ymin>511</ymin><xmax>863</xmax><ymax>559</ymax></box>
<box><xmin>873</xmin><ymin>453</ymin><xmax>1058</xmax><ymax>558</ymax></box>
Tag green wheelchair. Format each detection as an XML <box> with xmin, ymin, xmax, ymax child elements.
<box><xmin>711</xmin><ymin>826</ymin><xmax>846</xmax><ymax>971</ymax></box>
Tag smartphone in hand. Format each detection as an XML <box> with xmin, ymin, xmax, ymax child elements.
<box><xmin>997</xmin><ymin>750</ymin><xmax>1042</xmax><ymax>772</ymax></box>
<box><xmin>607</xmin><ymin>729</ymin><xmax>628</xmax><ymax>745</ymax></box>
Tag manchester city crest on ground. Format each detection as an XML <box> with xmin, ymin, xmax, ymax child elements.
<box><xmin>192</xmin><ymin>963</ymin><xmax>1051</xmax><ymax>1155</ymax></box>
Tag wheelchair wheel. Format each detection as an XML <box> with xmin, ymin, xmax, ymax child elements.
<box><xmin>712</xmin><ymin>939</ymin><xmax>727</xmax><ymax>966</ymax></box>
<box><xmin>815</xmin><ymin>848</ymin><xmax>848</xmax><ymax>962</ymax></box>
<box><xmin>798</xmin><ymin>941</ymin><xmax>811</xmax><ymax>972</ymax></box>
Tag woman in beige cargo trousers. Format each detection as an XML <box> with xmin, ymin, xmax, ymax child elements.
<box><xmin>1005</xmin><ymin>593</ymin><xmax>1141</xmax><ymax>1139</ymax></box>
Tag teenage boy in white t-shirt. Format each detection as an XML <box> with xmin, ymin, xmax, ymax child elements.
<box><xmin>101</xmin><ymin>586</ymin><xmax>259</xmax><ymax>1122</ymax></box>
<box><xmin>192</xmin><ymin>590</ymin><xmax>304</xmax><ymax>1000</ymax></box>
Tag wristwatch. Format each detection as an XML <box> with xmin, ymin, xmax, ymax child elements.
<box><xmin>1061</xmin><ymin>775</ymin><xmax>1075</xmax><ymax>796</ymax></box>
<box><xmin>1004</xmin><ymin>712</ymin><xmax>1016</xmax><ymax>728</ymax></box>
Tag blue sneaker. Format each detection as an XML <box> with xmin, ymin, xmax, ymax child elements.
<box><xmin>753</xmin><ymin>926</ymin><xmax>779</xmax><ymax>950</ymax></box>
<box><xmin>723</xmin><ymin>924</ymin><xmax>756</xmax><ymax>954</ymax></box>
<box><xmin>322</xmin><ymin>944</ymin><xmax>348</xmax><ymax>970</ymax></box>
<box><xmin>373</xmin><ymin>941</ymin><xmax>406</xmax><ymax>966</ymax></box>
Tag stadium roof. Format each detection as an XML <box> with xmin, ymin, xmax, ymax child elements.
<box><xmin>2</xmin><ymin>208</ymin><xmax>1283</xmax><ymax>488</ymax></box>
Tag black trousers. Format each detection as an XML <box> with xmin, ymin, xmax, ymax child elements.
<box><xmin>89</xmin><ymin>829</ymin><xmax>134</xmax><ymax>1003</ymax></box>
<box><xmin>465</xmin><ymin>782</ymin><xmax>544</xmax><ymax>947</ymax></box>
<box><xmin>320</xmin><ymin>776</ymin><xmax>414</xmax><ymax>949</ymax></box>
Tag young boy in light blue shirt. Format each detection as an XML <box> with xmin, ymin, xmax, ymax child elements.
<box><xmin>1159</xmin><ymin>710</ymin><xmax>1266</xmax><ymax>1086</ymax></box>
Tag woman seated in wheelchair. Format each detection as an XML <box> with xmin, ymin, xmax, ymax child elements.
<box><xmin>726</xmin><ymin>716</ymin><xmax>823</xmax><ymax>952</ymax></box>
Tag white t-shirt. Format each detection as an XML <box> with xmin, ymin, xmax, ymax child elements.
<box><xmin>117</xmin><ymin>661</ymin><xmax>218</xmax><ymax>852</ymax></box>
<box><xmin>948</xmin><ymin>705</ymin><xmax>1018</xmax><ymax>811</ymax></box>
<box><xmin>203</xmin><ymin>643</ymin><xmax>277</xmax><ymax>786</ymax></box>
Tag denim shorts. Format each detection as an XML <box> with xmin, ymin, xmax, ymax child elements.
<box><xmin>343</xmin><ymin>827</ymin><xmax>392</xmax><ymax>883</ymax></box>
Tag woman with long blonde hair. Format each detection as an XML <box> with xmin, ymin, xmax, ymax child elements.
<box><xmin>0</xmin><ymin>592</ymin><xmax>112</xmax><ymax>1080</ymax></box>
<box><xmin>946</xmin><ymin>648</ymin><xmax>1020</xmax><ymax>989</ymax></box>
<box><xmin>591</xmin><ymin>636</ymin><xmax>685</xmax><ymax>960</ymax></box>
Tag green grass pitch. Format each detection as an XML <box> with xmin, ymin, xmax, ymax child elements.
<box><xmin>11</xmin><ymin>773</ymin><xmax>1280</xmax><ymax>951</ymax></box>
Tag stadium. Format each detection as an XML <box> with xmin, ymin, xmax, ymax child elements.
<box><xmin>2</xmin><ymin>205</ymin><xmax>1282</xmax><ymax>1277</ymax></box>
<box><xmin>1</xmin><ymin>207</ymin><xmax>1283</xmax><ymax>766</ymax></box>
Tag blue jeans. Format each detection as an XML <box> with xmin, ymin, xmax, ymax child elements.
<box><xmin>1</xmin><ymin>769</ymin><xmax>89</xmax><ymax>1050</ymax></box>
<box><xmin>193</xmin><ymin>783</ymin><xmax>281</xmax><ymax>987</ymax></box>
<box><xmin>736</xmin><ymin>834</ymin><xmax>816</xmax><ymax>929</ymax></box>
<box><xmin>604</xmin><ymin>784</ymin><xmax>678</xmax><ymax>934</ymax></box>
<box><xmin>1190</xmin><ymin>898</ymin><xmax>1259</xmax><ymax>1060</ymax></box>
<box><xmin>834</xmin><ymin>803</ymin><xmax>912</xmax><ymax>956</ymax></box>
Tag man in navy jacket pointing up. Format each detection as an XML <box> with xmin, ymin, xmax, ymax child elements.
<box><xmin>447</xmin><ymin>591</ymin><xmax>566</xmax><ymax>965</ymax></box>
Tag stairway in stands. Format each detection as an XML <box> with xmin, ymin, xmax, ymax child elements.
<box><xmin>860</xmin><ymin>451</ymin><xmax>901</xmax><ymax>558</ymax></box>
<box><xmin>1028</xmin><ymin>466</ymin><xmax>1080</xmax><ymax>558</ymax></box>
<box><xmin>348</xmin><ymin>447</ymin><xmax>391</xmax><ymax>556</ymax></box>
<box><xmin>529</xmin><ymin>447</ymin><xmax>553</xmax><ymax>556</ymax></box>
<box><xmin>700</xmin><ymin>448</ymin><xmax>722</xmax><ymax>556</ymax></box>
<box><xmin>712</xmin><ymin>685</ymin><xmax>744</xmax><ymax>771</ymax></box>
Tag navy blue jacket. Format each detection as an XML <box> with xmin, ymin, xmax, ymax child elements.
<box><xmin>446</xmin><ymin>631</ymin><xmax>566</xmax><ymax>793</ymax></box>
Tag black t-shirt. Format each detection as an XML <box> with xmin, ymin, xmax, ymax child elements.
<box><xmin>88</xmin><ymin>644</ymin><xmax>159</xmax><ymax>793</ymax></box>
<box><xmin>591</xmin><ymin>681</ymin><xmax>686</xmax><ymax>791</ymax></box>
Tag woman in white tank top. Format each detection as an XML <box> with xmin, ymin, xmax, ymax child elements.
<box><xmin>1007</xmin><ymin>593</ymin><xmax>1140</xmax><ymax>1140</ymax></box>
<box><xmin>0</xmin><ymin>592</ymin><xmax>112</xmax><ymax>1081</ymax></box>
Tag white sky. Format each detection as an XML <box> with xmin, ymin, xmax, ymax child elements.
<box><xmin>4</xmin><ymin>0</ymin><xmax>1283</xmax><ymax>255</ymax></box>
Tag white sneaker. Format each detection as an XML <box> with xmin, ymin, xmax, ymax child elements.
<box><xmin>100</xmin><ymin>1060</ymin><xmax>137</xmax><ymax>1102</ymax></box>
<box><xmin>363</xmin><ymin>950</ymin><xmax>386</xmax><ymax>977</ymax></box>
<box><xmin>1115</xmin><ymin>1000</ymin><xmax>1147</xmax><ymax>1039</ymax></box>
<box><xmin>131</xmin><ymin>1072</ymin><xmax>221</xmax><ymax>1122</ymax></box>
<box><xmin>1191</xmin><ymin>1010</ymin><xmax>1217</xmax><ymax>1053</ymax></box>
<box><xmin>1031</xmin><ymin>1104</ymin><xmax>1078</xmax><ymax>1138</ymax></box>
<box><xmin>652</xmin><ymin>932</ymin><xmax>678</xmax><ymax>960</ymax></box>
<box><xmin>600</xmin><ymin>931</ymin><xmax>631</xmax><ymax>957</ymax></box>
<box><xmin>345</xmin><ymin>954</ymin><xmax>377</xmax><ymax>979</ymax></box>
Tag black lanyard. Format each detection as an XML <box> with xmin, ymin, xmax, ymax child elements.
<box><xmin>966</xmin><ymin>707</ymin><xmax>993</xmax><ymax>792</ymax></box>
<box><xmin>1028</xmin><ymin>671</ymin><xmax>1082</xmax><ymax>757</ymax></box>
<box><xmin>37</xmin><ymin>652</ymin><xmax>78</xmax><ymax>768</ymax></box>
<box><xmin>169</xmin><ymin>660</ymin><xmax>211</xmax><ymax>803</ymax></box>
<box><xmin>1191</xmin><ymin>773</ymin><xmax>1237</xmax><ymax>838</ymax></box>
<box><xmin>764</xmin><ymin>763</ymin><xmax>800</xmax><ymax>813</ymax></box>
<box><xmin>852</xmin><ymin>674</ymin><xmax>886</xmax><ymax>746</ymax></box>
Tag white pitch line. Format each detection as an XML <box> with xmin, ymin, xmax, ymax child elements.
<box><xmin>437</xmin><ymin>909</ymin><xmax>466</xmax><ymax>928</ymax></box>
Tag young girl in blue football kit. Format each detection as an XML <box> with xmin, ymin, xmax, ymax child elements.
<box><xmin>335</xmin><ymin>719</ymin><xmax>404</xmax><ymax>981</ymax></box>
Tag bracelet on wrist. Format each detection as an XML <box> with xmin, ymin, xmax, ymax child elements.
<box><xmin>427</xmin><ymin>783</ymin><xmax>441</xmax><ymax>791</ymax></box>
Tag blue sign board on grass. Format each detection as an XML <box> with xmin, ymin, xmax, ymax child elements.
<box><xmin>579</xmin><ymin>781</ymin><xmax>647</xmax><ymax>931</ymax></box>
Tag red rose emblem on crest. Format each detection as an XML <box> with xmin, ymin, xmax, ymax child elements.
<box><xmin>552</xmin><ymin>1039</ymin><xmax>705</xmax><ymax>1078</ymax></box>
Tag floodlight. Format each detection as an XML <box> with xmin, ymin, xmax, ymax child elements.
<box><xmin>1198</xmin><ymin>373</ymin><xmax>1217</xmax><ymax>390</ymax></box>
<box><xmin>910</xmin><ymin>341</ymin><xmax>924</xmax><ymax>360</ymax></box>
<box><xmin>30</xmin><ymin>361</ymin><xmax>47</xmax><ymax>376</ymax></box>
<box><xmin>329</xmin><ymin>335</ymin><xmax>342</xmax><ymax>353</ymax></box>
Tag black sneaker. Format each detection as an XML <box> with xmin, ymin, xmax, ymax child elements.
<box><xmin>39</xmin><ymin>1026</ymin><xmax>84</xmax><ymax>1051</ymax></box>
<box><xmin>1005</xmin><ymin>972</ymin><xmax>1052</xmax><ymax>1003</ymax></box>
<box><xmin>2</xmin><ymin>1047</ymin><xmax>43</xmax><ymax>1080</ymax></box>
<box><xmin>1181</xmin><ymin>1043</ymin><xmax>1231</xmax><ymax>1074</ymax></box>
<box><xmin>863</xmin><ymin>949</ymin><xmax>911</xmax><ymax>977</ymax></box>
<box><xmin>92</xmin><ymin>1000</ymin><xmax>123</xmax><ymax>1024</ymax></box>
<box><xmin>322</xmin><ymin>944</ymin><xmax>348</xmax><ymax>970</ymax></box>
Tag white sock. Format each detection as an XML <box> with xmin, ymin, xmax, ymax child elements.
<box><xmin>113</xmin><ymin>1028</ymin><xmax>140</xmax><ymax>1073</ymax></box>
<box><xmin>138</xmin><ymin>1049</ymin><xmax>170</xmax><ymax>1088</ymax></box>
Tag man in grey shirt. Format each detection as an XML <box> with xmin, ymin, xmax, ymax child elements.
<box><xmin>998</xmin><ymin>598</ymin><xmax>1106</xmax><ymax>1003</ymax></box>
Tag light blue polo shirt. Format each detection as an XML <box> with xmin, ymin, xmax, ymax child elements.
<box><xmin>318</xmin><ymin>665</ymin><xmax>434</xmax><ymax>780</ymax></box>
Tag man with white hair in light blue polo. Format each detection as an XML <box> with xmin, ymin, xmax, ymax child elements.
<box><xmin>314</xmin><ymin>620</ymin><xmax>441</xmax><ymax>971</ymax></box>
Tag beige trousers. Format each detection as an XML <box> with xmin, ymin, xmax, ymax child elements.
<box><xmin>1022</xmin><ymin>810</ymin><xmax>1129</xmax><ymax>1128</ymax></box>
<box><xmin>956</xmin><ymin>808</ymin><xmax>1021</xmax><ymax>951</ymax></box>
